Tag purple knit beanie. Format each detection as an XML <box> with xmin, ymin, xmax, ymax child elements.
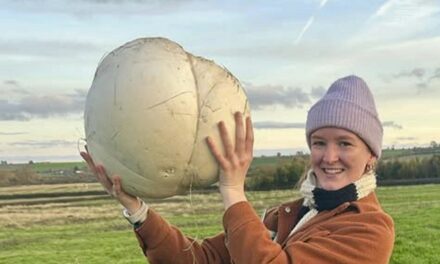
<box><xmin>306</xmin><ymin>75</ymin><xmax>383</xmax><ymax>158</ymax></box>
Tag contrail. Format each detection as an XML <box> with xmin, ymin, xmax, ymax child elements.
<box><xmin>319</xmin><ymin>0</ymin><xmax>329</xmax><ymax>9</ymax></box>
<box><xmin>373</xmin><ymin>0</ymin><xmax>394</xmax><ymax>18</ymax></box>
<box><xmin>295</xmin><ymin>16</ymin><xmax>314</xmax><ymax>44</ymax></box>
<box><xmin>294</xmin><ymin>0</ymin><xmax>329</xmax><ymax>45</ymax></box>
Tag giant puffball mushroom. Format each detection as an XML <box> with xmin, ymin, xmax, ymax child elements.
<box><xmin>84</xmin><ymin>37</ymin><xmax>250</xmax><ymax>198</ymax></box>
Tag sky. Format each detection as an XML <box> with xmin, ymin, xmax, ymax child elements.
<box><xmin>1</xmin><ymin>0</ymin><xmax>440</xmax><ymax>163</ymax></box>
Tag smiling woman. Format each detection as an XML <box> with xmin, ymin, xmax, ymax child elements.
<box><xmin>310</xmin><ymin>127</ymin><xmax>376</xmax><ymax>190</ymax></box>
<box><xmin>305</xmin><ymin>76</ymin><xmax>382</xmax><ymax>192</ymax></box>
<box><xmin>81</xmin><ymin>75</ymin><xmax>395</xmax><ymax>264</ymax></box>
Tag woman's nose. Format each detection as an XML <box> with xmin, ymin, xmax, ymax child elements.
<box><xmin>323</xmin><ymin>145</ymin><xmax>339</xmax><ymax>163</ymax></box>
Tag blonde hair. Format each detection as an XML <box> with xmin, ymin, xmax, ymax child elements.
<box><xmin>295</xmin><ymin>163</ymin><xmax>311</xmax><ymax>190</ymax></box>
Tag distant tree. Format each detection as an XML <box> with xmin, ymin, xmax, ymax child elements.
<box><xmin>377</xmin><ymin>154</ymin><xmax>440</xmax><ymax>181</ymax></box>
<box><xmin>246</xmin><ymin>157</ymin><xmax>308</xmax><ymax>190</ymax></box>
<box><xmin>13</xmin><ymin>165</ymin><xmax>40</xmax><ymax>185</ymax></box>
<box><xmin>28</xmin><ymin>160</ymin><xmax>34</xmax><ymax>164</ymax></box>
<box><xmin>1</xmin><ymin>160</ymin><xmax>7</xmax><ymax>165</ymax></box>
<box><xmin>277</xmin><ymin>152</ymin><xmax>281</xmax><ymax>157</ymax></box>
<box><xmin>430</xmin><ymin>141</ymin><xmax>438</xmax><ymax>149</ymax></box>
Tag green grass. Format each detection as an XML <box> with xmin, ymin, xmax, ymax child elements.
<box><xmin>376</xmin><ymin>185</ymin><xmax>440</xmax><ymax>264</ymax></box>
<box><xmin>30</xmin><ymin>162</ymin><xmax>85</xmax><ymax>172</ymax></box>
<box><xmin>1</xmin><ymin>185</ymin><xmax>440</xmax><ymax>263</ymax></box>
<box><xmin>0</xmin><ymin>221</ymin><xmax>141</xmax><ymax>264</ymax></box>
<box><xmin>381</xmin><ymin>148</ymin><xmax>440</xmax><ymax>161</ymax></box>
<box><xmin>250</xmin><ymin>155</ymin><xmax>296</xmax><ymax>168</ymax></box>
<box><xmin>0</xmin><ymin>162</ymin><xmax>86</xmax><ymax>173</ymax></box>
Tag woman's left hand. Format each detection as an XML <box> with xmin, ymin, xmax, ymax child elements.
<box><xmin>206</xmin><ymin>112</ymin><xmax>254</xmax><ymax>209</ymax></box>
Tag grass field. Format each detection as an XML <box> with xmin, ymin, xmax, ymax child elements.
<box><xmin>30</xmin><ymin>162</ymin><xmax>85</xmax><ymax>172</ymax></box>
<box><xmin>0</xmin><ymin>162</ymin><xmax>85</xmax><ymax>173</ymax></box>
<box><xmin>381</xmin><ymin>148</ymin><xmax>440</xmax><ymax>161</ymax></box>
<box><xmin>1</xmin><ymin>184</ymin><xmax>439</xmax><ymax>264</ymax></box>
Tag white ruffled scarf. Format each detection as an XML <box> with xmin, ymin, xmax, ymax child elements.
<box><xmin>288</xmin><ymin>170</ymin><xmax>377</xmax><ymax>237</ymax></box>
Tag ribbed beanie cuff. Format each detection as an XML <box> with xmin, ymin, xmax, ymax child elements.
<box><xmin>306</xmin><ymin>75</ymin><xmax>383</xmax><ymax>158</ymax></box>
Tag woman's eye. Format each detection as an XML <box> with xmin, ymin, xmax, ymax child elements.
<box><xmin>339</xmin><ymin>141</ymin><xmax>352</xmax><ymax>147</ymax></box>
<box><xmin>312</xmin><ymin>141</ymin><xmax>325</xmax><ymax>146</ymax></box>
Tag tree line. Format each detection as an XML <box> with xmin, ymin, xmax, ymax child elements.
<box><xmin>376</xmin><ymin>155</ymin><xmax>440</xmax><ymax>182</ymax></box>
<box><xmin>2</xmin><ymin>152</ymin><xmax>439</xmax><ymax>189</ymax></box>
<box><xmin>245</xmin><ymin>154</ymin><xmax>440</xmax><ymax>190</ymax></box>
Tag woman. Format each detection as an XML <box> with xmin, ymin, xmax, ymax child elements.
<box><xmin>81</xmin><ymin>75</ymin><xmax>394</xmax><ymax>263</ymax></box>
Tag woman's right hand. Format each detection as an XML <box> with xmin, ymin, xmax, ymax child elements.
<box><xmin>80</xmin><ymin>148</ymin><xmax>141</xmax><ymax>214</ymax></box>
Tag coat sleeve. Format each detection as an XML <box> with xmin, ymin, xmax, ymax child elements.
<box><xmin>223</xmin><ymin>201</ymin><xmax>394</xmax><ymax>264</ymax></box>
<box><xmin>134</xmin><ymin>208</ymin><xmax>231</xmax><ymax>264</ymax></box>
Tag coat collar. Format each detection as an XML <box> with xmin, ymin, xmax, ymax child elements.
<box><xmin>266</xmin><ymin>192</ymin><xmax>380</xmax><ymax>245</ymax></box>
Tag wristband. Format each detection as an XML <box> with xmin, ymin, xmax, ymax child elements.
<box><xmin>122</xmin><ymin>199</ymin><xmax>149</xmax><ymax>226</ymax></box>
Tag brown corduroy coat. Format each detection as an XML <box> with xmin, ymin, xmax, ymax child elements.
<box><xmin>134</xmin><ymin>192</ymin><xmax>394</xmax><ymax>264</ymax></box>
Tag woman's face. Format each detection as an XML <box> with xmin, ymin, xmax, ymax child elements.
<box><xmin>310</xmin><ymin>127</ymin><xmax>376</xmax><ymax>190</ymax></box>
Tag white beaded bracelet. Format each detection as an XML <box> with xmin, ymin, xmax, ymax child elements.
<box><xmin>122</xmin><ymin>199</ymin><xmax>149</xmax><ymax>226</ymax></box>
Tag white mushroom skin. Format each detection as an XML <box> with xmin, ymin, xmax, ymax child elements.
<box><xmin>84</xmin><ymin>37</ymin><xmax>250</xmax><ymax>198</ymax></box>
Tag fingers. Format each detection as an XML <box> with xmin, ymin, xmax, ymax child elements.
<box><xmin>80</xmin><ymin>151</ymin><xmax>97</xmax><ymax>174</ymax></box>
<box><xmin>218</xmin><ymin>121</ymin><xmax>234</xmax><ymax>158</ymax></box>
<box><xmin>80</xmin><ymin>146</ymin><xmax>131</xmax><ymax>200</ymax></box>
<box><xmin>82</xmin><ymin>146</ymin><xmax>96</xmax><ymax>168</ymax></box>
<box><xmin>234</xmin><ymin>112</ymin><xmax>246</xmax><ymax>156</ymax></box>
<box><xmin>206</xmin><ymin>112</ymin><xmax>253</xmax><ymax>168</ymax></box>
<box><xmin>97</xmin><ymin>167</ymin><xmax>132</xmax><ymax>200</ymax></box>
<box><xmin>95</xmin><ymin>165</ymin><xmax>114</xmax><ymax>194</ymax></box>
<box><xmin>80</xmin><ymin>151</ymin><xmax>112</xmax><ymax>193</ymax></box>
<box><xmin>112</xmin><ymin>175</ymin><xmax>123</xmax><ymax>196</ymax></box>
<box><xmin>245</xmin><ymin>116</ymin><xmax>254</xmax><ymax>155</ymax></box>
<box><xmin>206</xmin><ymin>136</ymin><xmax>229</xmax><ymax>169</ymax></box>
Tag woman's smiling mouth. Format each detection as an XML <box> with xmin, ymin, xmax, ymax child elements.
<box><xmin>321</xmin><ymin>168</ymin><xmax>345</xmax><ymax>175</ymax></box>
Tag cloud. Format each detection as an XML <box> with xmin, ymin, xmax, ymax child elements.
<box><xmin>387</xmin><ymin>66</ymin><xmax>440</xmax><ymax>93</ymax></box>
<box><xmin>0</xmin><ymin>89</ymin><xmax>86</xmax><ymax>121</ymax></box>
<box><xmin>353</xmin><ymin>0</ymin><xmax>440</xmax><ymax>48</ymax></box>
<box><xmin>414</xmin><ymin>67</ymin><xmax>440</xmax><ymax>93</ymax></box>
<box><xmin>310</xmin><ymin>86</ymin><xmax>326</xmax><ymax>99</ymax></box>
<box><xmin>0</xmin><ymin>132</ymin><xmax>27</xmax><ymax>135</ymax></box>
<box><xmin>1</xmin><ymin>80</ymin><xmax>30</xmax><ymax>95</ymax></box>
<box><xmin>4</xmin><ymin>80</ymin><xmax>19</xmax><ymax>86</ymax></box>
<box><xmin>0</xmin><ymin>100</ymin><xmax>27</xmax><ymax>120</ymax></box>
<box><xmin>253</xmin><ymin>121</ymin><xmax>305</xmax><ymax>129</ymax></box>
<box><xmin>372</xmin><ymin>0</ymin><xmax>396</xmax><ymax>19</ymax></box>
<box><xmin>393</xmin><ymin>67</ymin><xmax>426</xmax><ymax>79</ymax></box>
<box><xmin>372</xmin><ymin>0</ymin><xmax>440</xmax><ymax>21</ymax></box>
<box><xmin>395</xmin><ymin>137</ymin><xmax>417</xmax><ymax>141</ymax></box>
<box><xmin>382</xmin><ymin>121</ymin><xmax>403</xmax><ymax>129</ymax></box>
<box><xmin>0</xmin><ymin>39</ymin><xmax>102</xmax><ymax>59</ymax></box>
<box><xmin>428</xmin><ymin>67</ymin><xmax>440</xmax><ymax>81</ymax></box>
<box><xmin>10</xmin><ymin>139</ymin><xmax>76</xmax><ymax>148</ymax></box>
<box><xmin>1</xmin><ymin>0</ymin><xmax>200</xmax><ymax>16</ymax></box>
<box><xmin>416</xmin><ymin>82</ymin><xmax>429</xmax><ymax>94</ymax></box>
<box><xmin>81</xmin><ymin>0</ymin><xmax>184</xmax><ymax>3</ymax></box>
<box><xmin>245</xmin><ymin>83</ymin><xmax>311</xmax><ymax>110</ymax></box>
